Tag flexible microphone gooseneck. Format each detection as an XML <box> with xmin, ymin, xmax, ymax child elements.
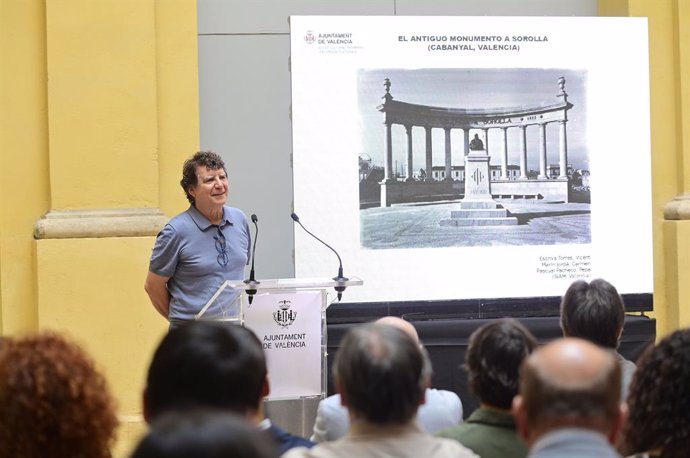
<box><xmin>291</xmin><ymin>212</ymin><xmax>349</xmax><ymax>301</ymax></box>
<box><xmin>244</xmin><ymin>214</ymin><xmax>260</xmax><ymax>304</ymax></box>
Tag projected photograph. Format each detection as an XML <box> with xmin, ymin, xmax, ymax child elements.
<box><xmin>290</xmin><ymin>15</ymin><xmax>652</xmax><ymax>303</ymax></box>
<box><xmin>358</xmin><ymin>68</ymin><xmax>591</xmax><ymax>249</ymax></box>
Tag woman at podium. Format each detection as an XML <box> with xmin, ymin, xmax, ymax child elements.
<box><xmin>144</xmin><ymin>151</ymin><xmax>251</xmax><ymax>329</ymax></box>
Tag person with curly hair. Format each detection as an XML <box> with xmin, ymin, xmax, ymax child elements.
<box><xmin>437</xmin><ymin>318</ymin><xmax>537</xmax><ymax>458</ymax></box>
<box><xmin>145</xmin><ymin>151</ymin><xmax>251</xmax><ymax>329</ymax></box>
<box><xmin>619</xmin><ymin>328</ymin><xmax>690</xmax><ymax>458</ymax></box>
<box><xmin>0</xmin><ymin>332</ymin><xmax>118</xmax><ymax>458</ymax></box>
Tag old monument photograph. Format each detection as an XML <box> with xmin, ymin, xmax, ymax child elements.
<box><xmin>357</xmin><ymin>68</ymin><xmax>591</xmax><ymax>249</ymax></box>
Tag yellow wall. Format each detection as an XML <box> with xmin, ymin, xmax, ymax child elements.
<box><xmin>0</xmin><ymin>0</ymin><xmax>50</xmax><ymax>333</ymax></box>
<box><xmin>0</xmin><ymin>0</ymin><xmax>199</xmax><ymax>456</ymax></box>
<box><xmin>45</xmin><ymin>0</ymin><xmax>159</xmax><ymax>210</ymax></box>
<box><xmin>600</xmin><ymin>0</ymin><xmax>690</xmax><ymax>337</ymax></box>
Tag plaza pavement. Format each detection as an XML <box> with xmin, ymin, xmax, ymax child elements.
<box><xmin>360</xmin><ymin>199</ymin><xmax>591</xmax><ymax>249</ymax></box>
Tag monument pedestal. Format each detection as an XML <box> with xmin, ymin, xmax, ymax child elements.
<box><xmin>440</xmin><ymin>148</ymin><xmax>518</xmax><ymax>226</ymax></box>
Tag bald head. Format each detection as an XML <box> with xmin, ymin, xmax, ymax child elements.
<box><xmin>531</xmin><ymin>338</ymin><xmax>616</xmax><ymax>387</ymax></box>
<box><xmin>515</xmin><ymin>338</ymin><xmax>622</xmax><ymax>443</ymax></box>
<box><xmin>375</xmin><ymin>316</ymin><xmax>419</xmax><ymax>343</ymax></box>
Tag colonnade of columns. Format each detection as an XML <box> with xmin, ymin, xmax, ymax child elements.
<box><xmin>382</xmin><ymin>121</ymin><xmax>569</xmax><ymax>182</ymax></box>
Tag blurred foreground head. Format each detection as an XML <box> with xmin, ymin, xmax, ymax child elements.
<box><xmin>620</xmin><ymin>328</ymin><xmax>690</xmax><ymax>458</ymax></box>
<box><xmin>144</xmin><ymin>321</ymin><xmax>267</xmax><ymax>422</ymax></box>
<box><xmin>514</xmin><ymin>338</ymin><xmax>624</xmax><ymax>446</ymax></box>
<box><xmin>131</xmin><ymin>409</ymin><xmax>278</xmax><ymax>458</ymax></box>
<box><xmin>0</xmin><ymin>332</ymin><xmax>118</xmax><ymax>458</ymax></box>
<box><xmin>334</xmin><ymin>322</ymin><xmax>431</xmax><ymax>425</ymax></box>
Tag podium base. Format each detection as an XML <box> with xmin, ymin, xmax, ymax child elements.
<box><xmin>264</xmin><ymin>395</ymin><xmax>322</xmax><ymax>438</ymax></box>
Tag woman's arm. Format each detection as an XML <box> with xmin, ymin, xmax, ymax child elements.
<box><xmin>144</xmin><ymin>271</ymin><xmax>171</xmax><ymax>319</ymax></box>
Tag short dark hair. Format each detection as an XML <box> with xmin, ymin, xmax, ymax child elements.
<box><xmin>144</xmin><ymin>322</ymin><xmax>266</xmax><ymax>420</ymax></box>
<box><xmin>333</xmin><ymin>323</ymin><xmax>430</xmax><ymax>425</ymax></box>
<box><xmin>466</xmin><ymin>318</ymin><xmax>537</xmax><ymax>409</ymax></box>
<box><xmin>560</xmin><ymin>278</ymin><xmax>625</xmax><ymax>348</ymax></box>
<box><xmin>520</xmin><ymin>341</ymin><xmax>621</xmax><ymax>429</ymax></box>
<box><xmin>621</xmin><ymin>328</ymin><xmax>690</xmax><ymax>457</ymax></box>
<box><xmin>131</xmin><ymin>409</ymin><xmax>278</xmax><ymax>458</ymax></box>
<box><xmin>180</xmin><ymin>151</ymin><xmax>227</xmax><ymax>204</ymax></box>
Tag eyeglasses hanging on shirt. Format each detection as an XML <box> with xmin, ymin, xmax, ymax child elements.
<box><xmin>213</xmin><ymin>226</ymin><xmax>229</xmax><ymax>267</ymax></box>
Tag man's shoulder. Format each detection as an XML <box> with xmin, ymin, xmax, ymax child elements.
<box><xmin>529</xmin><ymin>428</ymin><xmax>620</xmax><ymax>458</ymax></box>
<box><xmin>281</xmin><ymin>446</ymin><xmax>314</xmax><ymax>458</ymax></box>
<box><xmin>426</xmin><ymin>388</ymin><xmax>461</xmax><ymax>404</ymax></box>
<box><xmin>436</xmin><ymin>422</ymin><xmax>471</xmax><ymax>441</ymax></box>
<box><xmin>268</xmin><ymin>424</ymin><xmax>314</xmax><ymax>455</ymax></box>
<box><xmin>419</xmin><ymin>388</ymin><xmax>463</xmax><ymax>432</ymax></box>
<box><xmin>224</xmin><ymin>206</ymin><xmax>247</xmax><ymax>223</ymax></box>
<box><xmin>319</xmin><ymin>394</ymin><xmax>342</xmax><ymax>410</ymax></box>
<box><xmin>617</xmin><ymin>354</ymin><xmax>637</xmax><ymax>370</ymax></box>
<box><xmin>166</xmin><ymin>208</ymin><xmax>195</xmax><ymax>230</ymax></box>
<box><xmin>427</xmin><ymin>436</ymin><xmax>480</xmax><ymax>458</ymax></box>
<box><xmin>283</xmin><ymin>435</ymin><xmax>477</xmax><ymax>458</ymax></box>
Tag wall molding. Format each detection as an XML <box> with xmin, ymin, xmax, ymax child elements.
<box><xmin>664</xmin><ymin>194</ymin><xmax>690</xmax><ymax>220</ymax></box>
<box><xmin>34</xmin><ymin>208</ymin><xmax>167</xmax><ymax>239</ymax></box>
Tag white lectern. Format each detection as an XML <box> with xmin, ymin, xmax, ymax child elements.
<box><xmin>195</xmin><ymin>276</ymin><xmax>362</xmax><ymax>436</ymax></box>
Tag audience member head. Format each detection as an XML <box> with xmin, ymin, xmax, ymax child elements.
<box><xmin>144</xmin><ymin>321</ymin><xmax>267</xmax><ymax>422</ymax></box>
<box><xmin>334</xmin><ymin>322</ymin><xmax>430</xmax><ymax>425</ymax></box>
<box><xmin>513</xmin><ymin>338</ymin><xmax>624</xmax><ymax>446</ymax></box>
<box><xmin>0</xmin><ymin>332</ymin><xmax>118</xmax><ymax>458</ymax></box>
<box><xmin>131</xmin><ymin>409</ymin><xmax>278</xmax><ymax>458</ymax></box>
<box><xmin>560</xmin><ymin>278</ymin><xmax>625</xmax><ymax>348</ymax></box>
<box><xmin>466</xmin><ymin>318</ymin><xmax>537</xmax><ymax>410</ymax></box>
<box><xmin>620</xmin><ymin>328</ymin><xmax>690</xmax><ymax>458</ymax></box>
<box><xmin>375</xmin><ymin>315</ymin><xmax>420</xmax><ymax>343</ymax></box>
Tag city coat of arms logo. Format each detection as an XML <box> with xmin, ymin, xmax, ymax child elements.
<box><xmin>304</xmin><ymin>30</ymin><xmax>316</xmax><ymax>45</ymax></box>
<box><xmin>273</xmin><ymin>299</ymin><xmax>297</xmax><ymax>328</ymax></box>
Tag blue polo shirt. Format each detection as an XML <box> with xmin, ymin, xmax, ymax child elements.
<box><xmin>149</xmin><ymin>205</ymin><xmax>251</xmax><ymax>321</ymax></box>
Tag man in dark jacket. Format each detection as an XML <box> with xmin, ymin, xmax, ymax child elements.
<box><xmin>142</xmin><ymin>321</ymin><xmax>314</xmax><ymax>455</ymax></box>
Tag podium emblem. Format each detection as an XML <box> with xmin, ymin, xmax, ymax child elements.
<box><xmin>273</xmin><ymin>300</ymin><xmax>297</xmax><ymax>328</ymax></box>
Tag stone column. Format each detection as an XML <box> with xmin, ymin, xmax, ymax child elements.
<box><xmin>425</xmin><ymin>126</ymin><xmax>433</xmax><ymax>181</ymax></box>
<box><xmin>500</xmin><ymin>128</ymin><xmax>508</xmax><ymax>179</ymax></box>
<box><xmin>538</xmin><ymin>123</ymin><xmax>547</xmax><ymax>179</ymax></box>
<box><xmin>13</xmin><ymin>1</ymin><xmax>198</xmax><ymax>454</ymax></box>
<box><xmin>482</xmin><ymin>128</ymin><xmax>490</xmax><ymax>154</ymax></box>
<box><xmin>444</xmin><ymin>127</ymin><xmax>452</xmax><ymax>181</ymax></box>
<box><xmin>558</xmin><ymin>120</ymin><xmax>568</xmax><ymax>178</ymax></box>
<box><xmin>519</xmin><ymin>125</ymin><xmax>528</xmax><ymax>179</ymax></box>
<box><xmin>384</xmin><ymin>122</ymin><xmax>394</xmax><ymax>182</ymax></box>
<box><xmin>405</xmin><ymin>125</ymin><xmax>414</xmax><ymax>181</ymax></box>
<box><xmin>463</xmin><ymin>128</ymin><xmax>470</xmax><ymax>156</ymax></box>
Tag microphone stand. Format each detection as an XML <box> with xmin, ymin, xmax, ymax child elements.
<box><xmin>244</xmin><ymin>214</ymin><xmax>260</xmax><ymax>304</ymax></box>
<box><xmin>291</xmin><ymin>212</ymin><xmax>349</xmax><ymax>301</ymax></box>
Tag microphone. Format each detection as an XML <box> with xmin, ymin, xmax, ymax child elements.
<box><xmin>244</xmin><ymin>214</ymin><xmax>260</xmax><ymax>304</ymax></box>
<box><xmin>291</xmin><ymin>212</ymin><xmax>349</xmax><ymax>301</ymax></box>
